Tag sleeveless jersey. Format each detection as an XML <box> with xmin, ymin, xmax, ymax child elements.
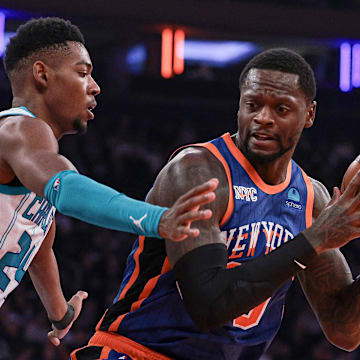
<box><xmin>95</xmin><ymin>133</ymin><xmax>314</xmax><ymax>360</ymax></box>
<box><xmin>0</xmin><ymin>107</ymin><xmax>56</xmax><ymax>307</ymax></box>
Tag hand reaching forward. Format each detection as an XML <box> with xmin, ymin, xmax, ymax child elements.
<box><xmin>48</xmin><ymin>290</ymin><xmax>88</xmax><ymax>346</ymax></box>
<box><xmin>304</xmin><ymin>169</ymin><xmax>360</xmax><ymax>254</ymax></box>
<box><xmin>158</xmin><ymin>178</ymin><xmax>218</xmax><ymax>241</ymax></box>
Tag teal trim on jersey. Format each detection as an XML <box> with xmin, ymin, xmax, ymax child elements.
<box><xmin>0</xmin><ymin>106</ymin><xmax>36</xmax><ymax>119</ymax></box>
<box><xmin>19</xmin><ymin>106</ymin><xmax>36</xmax><ymax>118</ymax></box>
<box><xmin>44</xmin><ymin>170</ymin><xmax>167</xmax><ymax>238</ymax></box>
<box><xmin>0</xmin><ymin>184</ymin><xmax>31</xmax><ymax>195</ymax></box>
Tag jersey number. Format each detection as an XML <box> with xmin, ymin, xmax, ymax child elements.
<box><xmin>227</xmin><ymin>261</ymin><xmax>270</xmax><ymax>330</ymax></box>
<box><xmin>0</xmin><ymin>232</ymin><xmax>35</xmax><ymax>291</ymax></box>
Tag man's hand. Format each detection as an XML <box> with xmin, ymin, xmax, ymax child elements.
<box><xmin>48</xmin><ymin>290</ymin><xmax>88</xmax><ymax>346</ymax></box>
<box><xmin>303</xmin><ymin>169</ymin><xmax>360</xmax><ymax>254</ymax></box>
<box><xmin>158</xmin><ymin>178</ymin><xmax>218</xmax><ymax>241</ymax></box>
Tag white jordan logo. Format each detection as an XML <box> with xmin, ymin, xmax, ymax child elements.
<box><xmin>129</xmin><ymin>213</ymin><xmax>147</xmax><ymax>232</ymax></box>
<box><xmin>118</xmin><ymin>356</ymin><xmax>127</xmax><ymax>360</ymax></box>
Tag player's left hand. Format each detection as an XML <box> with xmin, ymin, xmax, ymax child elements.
<box><xmin>48</xmin><ymin>290</ymin><xmax>88</xmax><ymax>346</ymax></box>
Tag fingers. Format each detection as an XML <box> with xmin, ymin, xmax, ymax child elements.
<box><xmin>48</xmin><ymin>290</ymin><xmax>88</xmax><ymax>347</ymax></box>
<box><xmin>68</xmin><ymin>290</ymin><xmax>88</xmax><ymax>316</ymax></box>
<box><xmin>342</xmin><ymin>170</ymin><xmax>360</xmax><ymax>198</ymax></box>
<box><xmin>48</xmin><ymin>329</ymin><xmax>60</xmax><ymax>346</ymax></box>
<box><xmin>176</xmin><ymin>192</ymin><xmax>216</xmax><ymax>213</ymax></box>
<box><xmin>176</xmin><ymin>209</ymin><xmax>213</xmax><ymax>225</ymax></box>
<box><xmin>178</xmin><ymin>178</ymin><xmax>219</xmax><ymax>202</ymax></box>
<box><xmin>327</xmin><ymin>186</ymin><xmax>341</xmax><ymax>207</ymax></box>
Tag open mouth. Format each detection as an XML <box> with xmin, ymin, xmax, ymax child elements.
<box><xmin>252</xmin><ymin>133</ymin><xmax>274</xmax><ymax>141</ymax></box>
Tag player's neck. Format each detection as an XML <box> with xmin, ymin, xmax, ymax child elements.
<box><xmin>251</xmin><ymin>156</ymin><xmax>292</xmax><ymax>186</ymax></box>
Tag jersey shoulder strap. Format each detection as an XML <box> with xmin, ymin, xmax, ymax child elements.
<box><xmin>0</xmin><ymin>106</ymin><xmax>36</xmax><ymax>119</ymax></box>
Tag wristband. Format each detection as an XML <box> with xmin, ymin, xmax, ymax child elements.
<box><xmin>49</xmin><ymin>303</ymin><xmax>75</xmax><ymax>330</ymax></box>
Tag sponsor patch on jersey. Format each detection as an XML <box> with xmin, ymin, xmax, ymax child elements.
<box><xmin>233</xmin><ymin>185</ymin><xmax>257</xmax><ymax>202</ymax></box>
<box><xmin>285</xmin><ymin>187</ymin><xmax>302</xmax><ymax>210</ymax></box>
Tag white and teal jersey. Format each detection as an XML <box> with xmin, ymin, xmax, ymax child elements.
<box><xmin>0</xmin><ymin>107</ymin><xmax>56</xmax><ymax>307</ymax></box>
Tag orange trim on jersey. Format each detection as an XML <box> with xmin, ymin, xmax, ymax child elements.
<box><xmin>130</xmin><ymin>257</ymin><xmax>172</xmax><ymax>312</ymax></box>
<box><xmin>169</xmin><ymin>141</ymin><xmax>234</xmax><ymax>226</ymax></box>
<box><xmin>107</xmin><ymin>252</ymin><xmax>172</xmax><ymax>332</ymax></box>
<box><xmin>89</xmin><ymin>331</ymin><xmax>174</xmax><ymax>360</ymax></box>
<box><xmin>199</xmin><ymin>142</ymin><xmax>234</xmax><ymax>226</ymax></box>
<box><xmin>161</xmin><ymin>256</ymin><xmax>171</xmax><ymax>273</ymax></box>
<box><xmin>95</xmin><ymin>311</ymin><xmax>107</xmax><ymax>331</ymax></box>
<box><xmin>300</xmin><ymin>168</ymin><xmax>314</xmax><ymax>227</ymax></box>
<box><xmin>99</xmin><ymin>347</ymin><xmax>111</xmax><ymax>359</ymax></box>
<box><xmin>116</xmin><ymin>236</ymin><xmax>145</xmax><ymax>302</ymax></box>
<box><xmin>221</xmin><ymin>133</ymin><xmax>292</xmax><ymax>194</ymax></box>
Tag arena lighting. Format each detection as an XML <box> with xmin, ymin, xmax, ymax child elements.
<box><xmin>184</xmin><ymin>40</ymin><xmax>258</xmax><ymax>67</ymax></box>
<box><xmin>340</xmin><ymin>42</ymin><xmax>352</xmax><ymax>92</ymax></box>
<box><xmin>161</xmin><ymin>28</ymin><xmax>173</xmax><ymax>78</ymax></box>
<box><xmin>173</xmin><ymin>29</ymin><xmax>185</xmax><ymax>75</ymax></box>
<box><xmin>351</xmin><ymin>43</ymin><xmax>360</xmax><ymax>88</ymax></box>
<box><xmin>126</xmin><ymin>44</ymin><xmax>147</xmax><ymax>74</ymax></box>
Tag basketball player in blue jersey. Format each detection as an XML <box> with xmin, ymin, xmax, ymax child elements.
<box><xmin>0</xmin><ymin>17</ymin><xmax>218</xmax><ymax>347</ymax></box>
<box><xmin>70</xmin><ymin>48</ymin><xmax>360</xmax><ymax>360</ymax></box>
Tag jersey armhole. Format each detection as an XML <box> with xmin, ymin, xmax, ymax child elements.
<box><xmin>169</xmin><ymin>142</ymin><xmax>234</xmax><ymax>226</ymax></box>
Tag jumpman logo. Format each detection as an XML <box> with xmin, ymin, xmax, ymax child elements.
<box><xmin>129</xmin><ymin>213</ymin><xmax>147</xmax><ymax>232</ymax></box>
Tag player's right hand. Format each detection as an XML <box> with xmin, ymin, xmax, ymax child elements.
<box><xmin>303</xmin><ymin>169</ymin><xmax>360</xmax><ymax>254</ymax></box>
<box><xmin>158</xmin><ymin>178</ymin><xmax>218</xmax><ymax>241</ymax></box>
<box><xmin>48</xmin><ymin>290</ymin><xmax>88</xmax><ymax>346</ymax></box>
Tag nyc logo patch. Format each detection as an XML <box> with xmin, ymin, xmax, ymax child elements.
<box><xmin>233</xmin><ymin>185</ymin><xmax>257</xmax><ymax>202</ymax></box>
<box><xmin>285</xmin><ymin>187</ymin><xmax>302</xmax><ymax>210</ymax></box>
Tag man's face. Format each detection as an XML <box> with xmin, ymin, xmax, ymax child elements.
<box><xmin>45</xmin><ymin>41</ymin><xmax>100</xmax><ymax>134</ymax></box>
<box><xmin>237</xmin><ymin>68</ymin><xmax>315</xmax><ymax>164</ymax></box>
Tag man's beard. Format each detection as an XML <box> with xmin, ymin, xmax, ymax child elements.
<box><xmin>73</xmin><ymin>118</ymin><xmax>87</xmax><ymax>135</ymax></box>
<box><xmin>241</xmin><ymin>132</ymin><xmax>294</xmax><ymax>165</ymax></box>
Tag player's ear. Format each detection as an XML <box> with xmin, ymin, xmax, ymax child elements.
<box><xmin>304</xmin><ymin>100</ymin><xmax>316</xmax><ymax>128</ymax></box>
<box><xmin>32</xmin><ymin>61</ymin><xmax>49</xmax><ymax>89</ymax></box>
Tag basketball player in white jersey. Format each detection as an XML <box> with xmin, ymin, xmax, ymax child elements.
<box><xmin>0</xmin><ymin>17</ymin><xmax>218</xmax><ymax>347</ymax></box>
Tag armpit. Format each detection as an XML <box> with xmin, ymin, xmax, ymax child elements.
<box><xmin>309</xmin><ymin>177</ymin><xmax>331</xmax><ymax>219</ymax></box>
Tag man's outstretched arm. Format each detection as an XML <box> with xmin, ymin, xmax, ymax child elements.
<box><xmin>0</xmin><ymin>116</ymin><xmax>217</xmax><ymax>241</ymax></box>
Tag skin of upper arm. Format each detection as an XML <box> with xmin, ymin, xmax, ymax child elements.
<box><xmin>29</xmin><ymin>220</ymin><xmax>56</xmax><ymax>269</ymax></box>
<box><xmin>0</xmin><ymin>117</ymin><xmax>77</xmax><ymax>196</ymax></box>
<box><xmin>146</xmin><ymin>146</ymin><xmax>229</xmax><ymax>267</ymax></box>
<box><xmin>298</xmin><ymin>177</ymin><xmax>354</xmax><ymax>333</ymax></box>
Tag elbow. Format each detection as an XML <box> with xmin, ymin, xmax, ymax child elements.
<box><xmin>184</xmin><ymin>303</ymin><xmax>214</xmax><ymax>333</ymax></box>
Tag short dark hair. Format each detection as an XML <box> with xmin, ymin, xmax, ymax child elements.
<box><xmin>4</xmin><ymin>17</ymin><xmax>85</xmax><ymax>74</ymax></box>
<box><xmin>239</xmin><ymin>48</ymin><xmax>316</xmax><ymax>102</ymax></box>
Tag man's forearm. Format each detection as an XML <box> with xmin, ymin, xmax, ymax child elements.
<box><xmin>299</xmin><ymin>249</ymin><xmax>360</xmax><ymax>351</ymax></box>
<box><xmin>28</xmin><ymin>248</ymin><xmax>68</xmax><ymax>321</ymax></box>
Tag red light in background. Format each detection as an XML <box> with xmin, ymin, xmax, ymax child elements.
<box><xmin>161</xmin><ymin>28</ymin><xmax>173</xmax><ymax>78</ymax></box>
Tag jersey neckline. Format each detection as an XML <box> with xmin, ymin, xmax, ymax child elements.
<box><xmin>221</xmin><ymin>132</ymin><xmax>292</xmax><ymax>195</ymax></box>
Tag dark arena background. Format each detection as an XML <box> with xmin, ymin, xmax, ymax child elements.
<box><xmin>0</xmin><ymin>1</ymin><xmax>359</xmax><ymax>359</ymax></box>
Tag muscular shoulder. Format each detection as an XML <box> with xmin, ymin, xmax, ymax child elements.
<box><xmin>309</xmin><ymin>177</ymin><xmax>330</xmax><ymax>219</ymax></box>
<box><xmin>0</xmin><ymin>115</ymin><xmax>58</xmax><ymax>155</ymax></box>
<box><xmin>148</xmin><ymin>146</ymin><xmax>229</xmax><ymax>220</ymax></box>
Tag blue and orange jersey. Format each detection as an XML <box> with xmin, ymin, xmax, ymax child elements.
<box><xmin>96</xmin><ymin>133</ymin><xmax>314</xmax><ymax>360</ymax></box>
